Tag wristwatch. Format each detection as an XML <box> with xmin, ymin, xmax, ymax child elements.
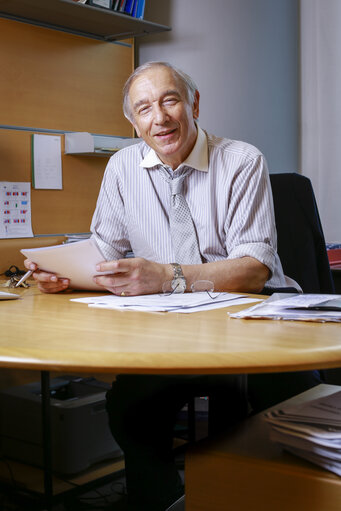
<box><xmin>170</xmin><ymin>263</ymin><xmax>186</xmax><ymax>294</ymax></box>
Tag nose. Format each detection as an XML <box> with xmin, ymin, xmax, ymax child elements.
<box><xmin>153</xmin><ymin>103</ymin><xmax>168</xmax><ymax>124</ymax></box>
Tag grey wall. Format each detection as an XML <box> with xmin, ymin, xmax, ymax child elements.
<box><xmin>137</xmin><ymin>0</ymin><xmax>299</xmax><ymax>173</ymax></box>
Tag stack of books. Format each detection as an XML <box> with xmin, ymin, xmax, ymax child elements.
<box><xmin>86</xmin><ymin>1</ymin><xmax>146</xmax><ymax>19</ymax></box>
<box><xmin>264</xmin><ymin>390</ymin><xmax>341</xmax><ymax>476</ymax></box>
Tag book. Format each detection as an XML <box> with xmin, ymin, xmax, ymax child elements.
<box><xmin>88</xmin><ymin>0</ymin><xmax>113</xmax><ymax>8</ymax></box>
<box><xmin>124</xmin><ymin>0</ymin><xmax>134</xmax><ymax>15</ymax></box>
<box><xmin>135</xmin><ymin>0</ymin><xmax>145</xmax><ymax>19</ymax></box>
<box><xmin>132</xmin><ymin>0</ymin><xmax>138</xmax><ymax>17</ymax></box>
<box><xmin>119</xmin><ymin>0</ymin><xmax>127</xmax><ymax>12</ymax></box>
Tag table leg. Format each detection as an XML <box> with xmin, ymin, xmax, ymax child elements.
<box><xmin>41</xmin><ymin>370</ymin><xmax>53</xmax><ymax>510</ymax></box>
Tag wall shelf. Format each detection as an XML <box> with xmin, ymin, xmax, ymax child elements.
<box><xmin>0</xmin><ymin>0</ymin><xmax>171</xmax><ymax>41</ymax></box>
<box><xmin>64</xmin><ymin>132</ymin><xmax>140</xmax><ymax>156</ymax></box>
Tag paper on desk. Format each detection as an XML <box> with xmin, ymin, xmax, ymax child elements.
<box><xmin>71</xmin><ymin>292</ymin><xmax>260</xmax><ymax>313</ymax></box>
<box><xmin>283</xmin><ymin>446</ymin><xmax>341</xmax><ymax>477</ymax></box>
<box><xmin>270</xmin><ymin>428</ymin><xmax>341</xmax><ymax>460</ymax></box>
<box><xmin>264</xmin><ymin>389</ymin><xmax>341</xmax><ymax>476</ymax></box>
<box><xmin>265</xmin><ymin>390</ymin><xmax>341</xmax><ymax>427</ymax></box>
<box><xmin>21</xmin><ymin>238</ymin><xmax>109</xmax><ymax>291</ymax></box>
<box><xmin>229</xmin><ymin>293</ymin><xmax>341</xmax><ymax>322</ymax></box>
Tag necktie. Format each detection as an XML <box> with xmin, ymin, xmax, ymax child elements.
<box><xmin>161</xmin><ymin>166</ymin><xmax>202</xmax><ymax>264</ymax></box>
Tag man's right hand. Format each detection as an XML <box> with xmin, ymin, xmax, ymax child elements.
<box><xmin>24</xmin><ymin>260</ymin><xmax>70</xmax><ymax>294</ymax></box>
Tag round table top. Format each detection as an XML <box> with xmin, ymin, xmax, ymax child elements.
<box><xmin>1</xmin><ymin>285</ymin><xmax>341</xmax><ymax>374</ymax></box>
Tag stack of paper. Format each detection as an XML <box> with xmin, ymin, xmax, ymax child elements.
<box><xmin>71</xmin><ymin>292</ymin><xmax>259</xmax><ymax>313</ymax></box>
<box><xmin>264</xmin><ymin>390</ymin><xmax>341</xmax><ymax>476</ymax></box>
<box><xmin>230</xmin><ymin>293</ymin><xmax>341</xmax><ymax>322</ymax></box>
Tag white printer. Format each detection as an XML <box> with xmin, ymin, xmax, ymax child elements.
<box><xmin>0</xmin><ymin>375</ymin><xmax>122</xmax><ymax>475</ymax></box>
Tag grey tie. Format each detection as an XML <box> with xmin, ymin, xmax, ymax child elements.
<box><xmin>161</xmin><ymin>166</ymin><xmax>202</xmax><ymax>264</ymax></box>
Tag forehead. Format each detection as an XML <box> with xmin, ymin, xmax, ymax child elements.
<box><xmin>129</xmin><ymin>66</ymin><xmax>185</xmax><ymax>103</ymax></box>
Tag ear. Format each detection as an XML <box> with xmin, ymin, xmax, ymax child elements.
<box><xmin>132</xmin><ymin>122</ymin><xmax>141</xmax><ymax>138</ymax></box>
<box><xmin>192</xmin><ymin>90</ymin><xmax>200</xmax><ymax>120</ymax></box>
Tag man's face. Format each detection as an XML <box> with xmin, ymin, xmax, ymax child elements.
<box><xmin>128</xmin><ymin>66</ymin><xmax>199</xmax><ymax>170</ymax></box>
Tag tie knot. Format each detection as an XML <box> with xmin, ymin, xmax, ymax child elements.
<box><xmin>170</xmin><ymin>175</ymin><xmax>185</xmax><ymax>196</ymax></box>
<box><xmin>170</xmin><ymin>166</ymin><xmax>192</xmax><ymax>196</ymax></box>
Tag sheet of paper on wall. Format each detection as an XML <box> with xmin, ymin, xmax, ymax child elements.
<box><xmin>0</xmin><ymin>182</ymin><xmax>33</xmax><ymax>238</ymax></box>
<box><xmin>31</xmin><ymin>134</ymin><xmax>63</xmax><ymax>189</ymax></box>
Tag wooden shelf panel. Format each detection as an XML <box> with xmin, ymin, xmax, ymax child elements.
<box><xmin>0</xmin><ymin>0</ymin><xmax>171</xmax><ymax>40</ymax></box>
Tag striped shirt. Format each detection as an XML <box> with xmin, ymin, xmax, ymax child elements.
<box><xmin>91</xmin><ymin>125</ymin><xmax>294</xmax><ymax>288</ymax></box>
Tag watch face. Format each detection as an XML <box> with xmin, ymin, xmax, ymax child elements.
<box><xmin>171</xmin><ymin>278</ymin><xmax>186</xmax><ymax>294</ymax></box>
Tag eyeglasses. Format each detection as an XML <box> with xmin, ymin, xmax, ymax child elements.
<box><xmin>161</xmin><ymin>280</ymin><xmax>220</xmax><ymax>299</ymax></box>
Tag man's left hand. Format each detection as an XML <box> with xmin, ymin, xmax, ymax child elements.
<box><xmin>94</xmin><ymin>258</ymin><xmax>171</xmax><ymax>296</ymax></box>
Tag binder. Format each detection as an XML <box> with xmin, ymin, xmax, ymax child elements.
<box><xmin>124</xmin><ymin>0</ymin><xmax>134</xmax><ymax>15</ymax></box>
<box><xmin>135</xmin><ymin>0</ymin><xmax>145</xmax><ymax>19</ymax></box>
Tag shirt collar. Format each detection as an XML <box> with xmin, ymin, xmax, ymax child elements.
<box><xmin>139</xmin><ymin>124</ymin><xmax>208</xmax><ymax>172</ymax></box>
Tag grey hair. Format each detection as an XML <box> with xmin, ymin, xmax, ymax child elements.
<box><xmin>122</xmin><ymin>61</ymin><xmax>198</xmax><ymax>123</ymax></box>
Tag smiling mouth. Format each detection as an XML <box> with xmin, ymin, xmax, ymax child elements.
<box><xmin>155</xmin><ymin>128</ymin><xmax>177</xmax><ymax>138</ymax></box>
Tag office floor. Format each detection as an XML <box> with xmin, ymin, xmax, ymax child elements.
<box><xmin>0</xmin><ymin>454</ymin><xmax>185</xmax><ymax>511</ymax></box>
<box><xmin>0</xmin><ymin>399</ymin><xmax>208</xmax><ymax>511</ymax></box>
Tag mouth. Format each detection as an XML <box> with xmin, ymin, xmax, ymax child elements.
<box><xmin>154</xmin><ymin>128</ymin><xmax>177</xmax><ymax>139</ymax></box>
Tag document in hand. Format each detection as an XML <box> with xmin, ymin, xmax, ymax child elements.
<box><xmin>264</xmin><ymin>389</ymin><xmax>341</xmax><ymax>476</ymax></box>
<box><xmin>21</xmin><ymin>239</ymin><xmax>108</xmax><ymax>291</ymax></box>
<box><xmin>229</xmin><ymin>293</ymin><xmax>341</xmax><ymax>322</ymax></box>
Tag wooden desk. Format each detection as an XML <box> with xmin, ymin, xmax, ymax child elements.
<box><xmin>1</xmin><ymin>285</ymin><xmax>341</xmax><ymax>508</ymax></box>
<box><xmin>185</xmin><ymin>384</ymin><xmax>341</xmax><ymax>511</ymax></box>
<box><xmin>1</xmin><ymin>286</ymin><xmax>341</xmax><ymax>375</ymax></box>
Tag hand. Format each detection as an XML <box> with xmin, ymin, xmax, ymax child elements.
<box><xmin>94</xmin><ymin>258</ymin><xmax>171</xmax><ymax>296</ymax></box>
<box><xmin>24</xmin><ymin>259</ymin><xmax>70</xmax><ymax>294</ymax></box>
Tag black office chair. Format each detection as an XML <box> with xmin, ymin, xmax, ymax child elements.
<box><xmin>269</xmin><ymin>172</ymin><xmax>334</xmax><ymax>294</ymax></box>
<box><xmin>268</xmin><ymin>172</ymin><xmax>339</xmax><ymax>386</ymax></box>
<box><xmin>182</xmin><ymin>173</ymin><xmax>340</xmax><ymax>442</ymax></box>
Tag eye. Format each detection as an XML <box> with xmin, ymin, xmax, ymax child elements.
<box><xmin>163</xmin><ymin>97</ymin><xmax>178</xmax><ymax>106</ymax></box>
<box><xmin>137</xmin><ymin>105</ymin><xmax>151</xmax><ymax>115</ymax></box>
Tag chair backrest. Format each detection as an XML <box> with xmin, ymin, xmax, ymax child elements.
<box><xmin>269</xmin><ymin>172</ymin><xmax>334</xmax><ymax>294</ymax></box>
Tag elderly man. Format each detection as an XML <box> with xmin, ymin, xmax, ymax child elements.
<box><xmin>25</xmin><ymin>62</ymin><xmax>319</xmax><ymax>510</ymax></box>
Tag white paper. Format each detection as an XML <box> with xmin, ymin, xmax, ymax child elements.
<box><xmin>283</xmin><ymin>445</ymin><xmax>341</xmax><ymax>477</ymax></box>
<box><xmin>230</xmin><ymin>293</ymin><xmax>341</xmax><ymax>322</ymax></box>
<box><xmin>264</xmin><ymin>389</ymin><xmax>341</xmax><ymax>477</ymax></box>
<box><xmin>270</xmin><ymin>294</ymin><xmax>341</xmax><ymax>309</ymax></box>
<box><xmin>21</xmin><ymin>238</ymin><xmax>108</xmax><ymax>291</ymax></box>
<box><xmin>71</xmin><ymin>293</ymin><xmax>260</xmax><ymax>313</ymax></box>
<box><xmin>274</xmin><ymin>390</ymin><xmax>341</xmax><ymax>426</ymax></box>
<box><xmin>0</xmin><ymin>291</ymin><xmax>20</xmax><ymax>300</ymax></box>
<box><xmin>0</xmin><ymin>182</ymin><xmax>33</xmax><ymax>238</ymax></box>
<box><xmin>32</xmin><ymin>134</ymin><xmax>62</xmax><ymax>189</ymax></box>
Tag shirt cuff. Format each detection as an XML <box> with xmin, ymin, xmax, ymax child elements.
<box><xmin>228</xmin><ymin>242</ymin><xmax>276</xmax><ymax>276</ymax></box>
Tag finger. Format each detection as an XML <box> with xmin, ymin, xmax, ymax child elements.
<box><xmin>24</xmin><ymin>259</ymin><xmax>37</xmax><ymax>271</ymax></box>
<box><xmin>37</xmin><ymin>279</ymin><xmax>69</xmax><ymax>294</ymax></box>
<box><xmin>94</xmin><ymin>274</ymin><xmax>128</xmax><ymax>291</ymax></box>
<box><xmin>96</xmin><ymin>258</ymin><xmax>133</xmax><ymax>274</ymax></box>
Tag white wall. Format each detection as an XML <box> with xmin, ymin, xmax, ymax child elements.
<box><xmin>137</xmin><ymin>0</ymin><xmax>299</xmax><ymax>173</ymax></box>
<box><xmin>300</xmin><ymin>0</ymin><xmax>341</xmax><ymax>243</ymax></box>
